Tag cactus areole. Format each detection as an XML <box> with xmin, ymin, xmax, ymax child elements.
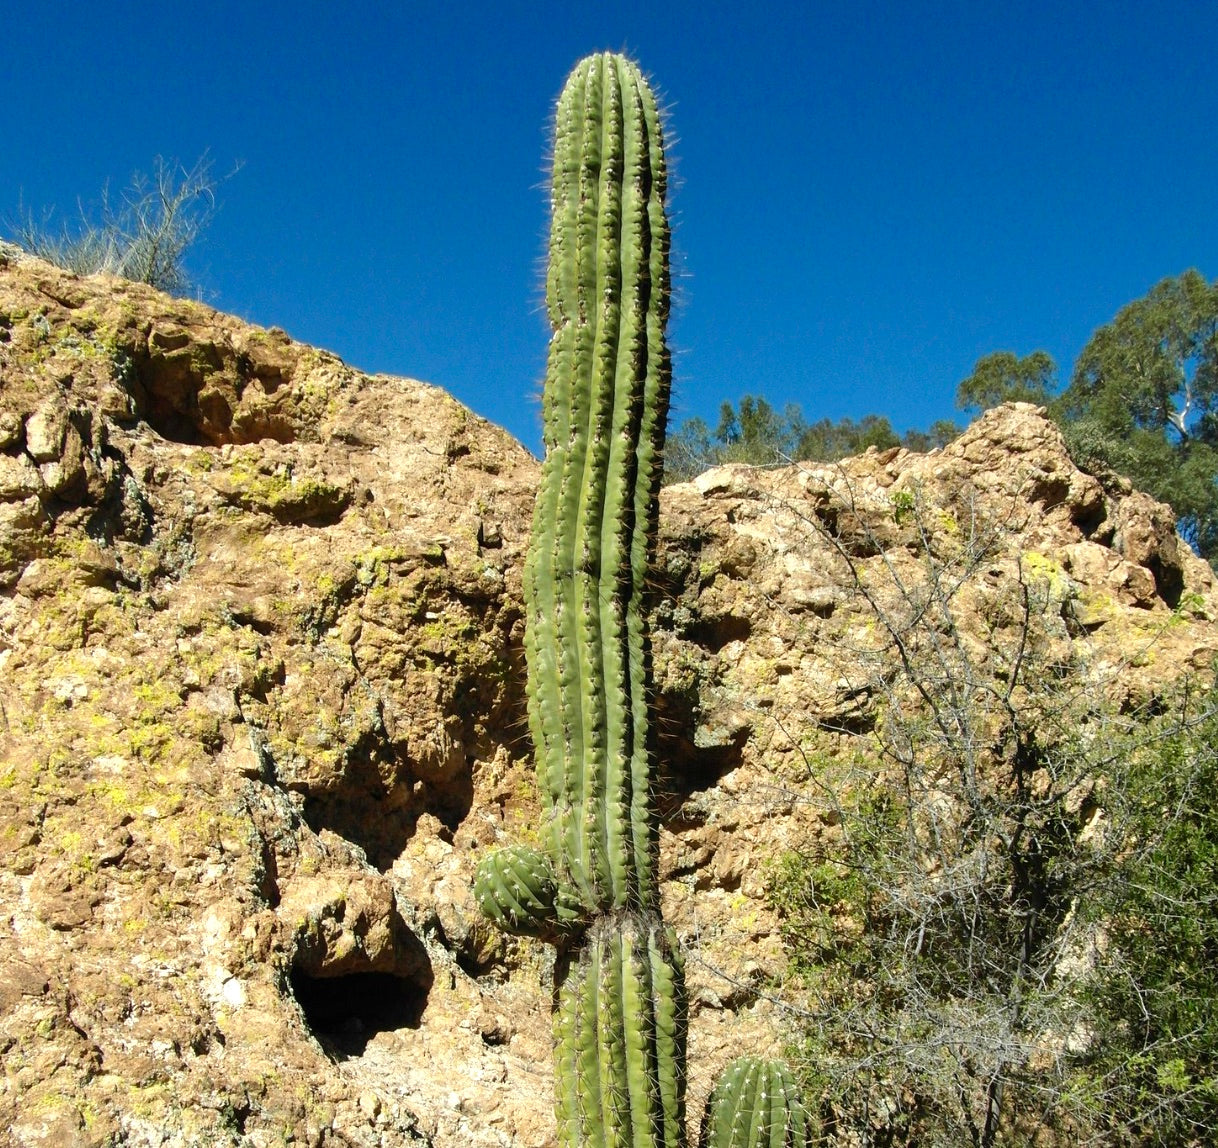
<box><xmin>474</xmin><ymin>52</ymin><xmax>808</xmax><ymax>1148</ymax></box>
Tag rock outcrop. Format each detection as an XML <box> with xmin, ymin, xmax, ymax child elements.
<box><xmin>2</xmin><ymin>246</ymin><xmax>1215</xmax><ymax>1147</ymax></box>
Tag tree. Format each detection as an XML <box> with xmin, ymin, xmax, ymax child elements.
<box><xmin>902</xmin><ymin>418</ymin><xmax>964</xmax><ymax>453</ymax></box>
<box><xmin>7</xmin><ymin>153</ymin><xmax>236</xmax><ymax>296</ymax></box>
<box><xmin>794</xmin><ymin>414</ymin><xmax>900</xmax><ymax>461</ymax></box>
<box><xmin>1055</xmin><ymin>270</ymin><xmax>1218</xmax><ymax>559</ymax></box>
<box><xmin>663</xmin><ymin>395</ymin><xmax>798</xmax><ymax>483</ymax></box>
<box><xmin>664</xmin><ymin>415</ymin><xmax>718</xmax><ymax>484</ymax></box>
<box><xmin>956</xmin><ymin>350</ymin><xmax>1058</xmax><ymax>414</ymax></box>
<box><xmin>714</xmin><ymin>395</ymin><xmax>797</xmax><ymax>464</ymax></box>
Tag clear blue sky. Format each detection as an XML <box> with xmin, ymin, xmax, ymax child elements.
<box><xmin>4</xmin><ymin>2</ymin><xmax>1215</xmax><ymax>457</ymax></box>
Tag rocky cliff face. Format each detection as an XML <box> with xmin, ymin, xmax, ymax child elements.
<box><xmin>2</xmin><ymin>247</ymin><xmax>1215</xmax><ymax>1148</ymax></box>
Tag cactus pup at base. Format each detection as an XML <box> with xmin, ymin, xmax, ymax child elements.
<box><xmin>700</xmin><ymin>1057</ymin><xmax>813</xmax><ymax>1148</ymax></box>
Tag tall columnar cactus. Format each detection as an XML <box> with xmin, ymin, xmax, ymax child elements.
<box><xmin>527</xmin><ymin>49</ymin><xmax>671</xmax><ymax>919</ymax></box>
<box><xmin>473</xmin><ymin>52</ymin><xmax>810</xmax><ymax>1148</ymax></box>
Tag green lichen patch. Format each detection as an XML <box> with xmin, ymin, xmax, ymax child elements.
<box><xmin>208</xmin><ymin>453</ymin><xmax>351</xmax><ymax>524</ymax></box>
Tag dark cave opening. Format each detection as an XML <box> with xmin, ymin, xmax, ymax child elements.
<box><xmin>289</xmin><ymin>969</ymin><xmax>429</xmax><ymax>1057</ymax></box>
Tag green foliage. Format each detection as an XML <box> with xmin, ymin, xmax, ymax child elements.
<box><xmin>956</xmin><ymin>349</ymin><xmax>1058</xmax><ymax>413</ymax></box>
<box><xmin>665</xmin><ymin>396</ymin><xmax>960</xmax><ymax>484</ymax></box>
<box><xmin>1055</xmin><ymin>270</ymin><xmax>1218</xmax><ymax>559</ymax></box>
<box><xmin>1078</xmin><ymin>695</ymin><xmax>1218</xmax><ymax>1144</ymax></box>
<box><xmin>713</xmin><ymin>395</ymin><xmax>800</xmax><ymax>464</ymax></box>
<box><xmin>665</xmin><ymin>415</ymin><xmax>719</xmax><ymax>483</ymax></box>
<box><xmin>794</xmin><ymin>413</ymin><xmax>901</xmax><ymax>460</ymax></box>
<box><xmin>1065</xmin><ymin>271</ymin><xmax>1218</xmax><ymax>439</ymax></box>
<box><xmin>5</xmin><ymin>154</ymin><xmax>236</xmax><ymax>296</ymax></box>
<box><xmin>885</xmin><ymin>418</ymin><xmax>961</xmax><ymax>455</ymax></box>
<box><xmin>767</xmin><ymin>790</ymin><xmax>901</xmax><ymax>983</ymax></box>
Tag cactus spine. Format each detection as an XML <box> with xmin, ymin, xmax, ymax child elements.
<box><xmin>474</xmin><ymin>51</ymin><xmax>808</xmax><ymax>1148</ymax></box>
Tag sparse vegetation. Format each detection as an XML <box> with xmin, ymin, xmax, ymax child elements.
<box><xmin>760</xmin><ymin>476</ymin><xmax>1218</xmax><ymax>1146</ymax></box>
<box><xmin>6</xmin><ymin>153</ymin><xmax>237</xmax><ymax>296</ymax></box>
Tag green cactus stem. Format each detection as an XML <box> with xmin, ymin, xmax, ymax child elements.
<box><xmin>554</xmin><ymin>915</ymin><xmax>687</xmax><ymax>1148</ymax></box>
<box><xmin>473</xmin><ymin>844</ymin><xmax>563</xmax><ymax>939</ymax></box>
<box><xmin>525</xmin><ymin>49</ymin><xmax>672</xmax><ymax>917</ymax></box>
<box><xmin>699</xmin><ymin>1058</ymin><xmax>814</xmax><ymax>1148</ymax></box>
<box><xmin>474</xmin><ymin>50</ymin><xmax>811</xmax><ymax>1148</ymax></box>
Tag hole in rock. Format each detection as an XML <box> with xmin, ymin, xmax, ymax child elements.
<box><xmin>141</xmin><ymin>399</ymin><xmax>209</xmax><ymax>445</ymax></box>
<box><xmin>454</xmin><ymin>948</ymin><xmax>489</xmax><ymax>980</ymax></box>
<box><xmin>301</xmin><ymin>787</ymin><xmax>421</xmax><ymax>874</ymax></box>
<box><xmin>129</xmin><ymin>342</ymin><xmax>300</xmax><ymax>448</ymax></box>
<box><xmin>1071</xmin><ymin>497</ymin><xmax>1109</xmax><ymax>541</ymax></box>
<box><xmin>1148</xmin><ymin>552</ymin><xmax>1185</xmax><ymax>610</ymax></box>
<box><xmin>685</xmin><ymin>612</ymin><xmax>752</xmax><ymax>653</ymax></box>
<box><xmin>289</xmin><ymin>970</ymin><xmax>429</xmax><ymax>1057</ymax></box>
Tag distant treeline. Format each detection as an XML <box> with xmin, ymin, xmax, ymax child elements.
<box><xmin>665</xmin><ymin>397</ymin><xmax>961</xmax><ymax>484</ymax></box>
<box><xmin>667</xmin><ymin>270</ymin><xmax>1218</xmax><ymax>565</ymax></box>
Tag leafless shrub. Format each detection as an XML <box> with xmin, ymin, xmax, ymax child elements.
<box><xmin>760</xmin><ymin>469</ymin><xmax>1216</xmax><ymax>1146</ymax></box>
<box><xmin>7</xmin><ymin>153</ymin><xmax>238</xmax><ymax>296</ymax></box>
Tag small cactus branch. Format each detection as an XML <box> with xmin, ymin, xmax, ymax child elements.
<box><xmin>472</xmin><ymin>844</ymin><xmax>581</xmax><ymax>941</ymax></box>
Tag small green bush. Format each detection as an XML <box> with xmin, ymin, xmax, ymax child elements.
<box><xmin>1077</xmin><ymin>695</ymin><xmax>1218</xmax><ymax>1145</ymax></box>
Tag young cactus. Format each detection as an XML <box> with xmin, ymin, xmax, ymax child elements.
<box><xmin>473</xmin><ymin>844</ymin><xmax>563</xmax><ymax>940</ymax></box>
<box><xmin>473</xmin><ymin>51</ymin><xmax>810</xmax><ymax>1148</ymax></box>
<box><xmin>699</xmin><ymin>1058</ymin><xmax>815</xmax><ymax>1148</ymax></box>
